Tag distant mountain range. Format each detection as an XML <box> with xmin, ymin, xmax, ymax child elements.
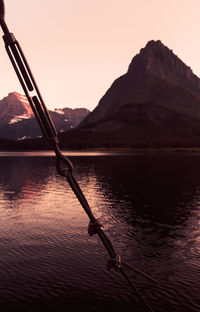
<box><xmin>0</xmin><ymin>92</ymin><xmax>90</xmax><ymax>140</ymax></box>
<box><xmin>2</xmin><ymin>40</ymin><xmax>200</xmax><ymax>150</ymax></box>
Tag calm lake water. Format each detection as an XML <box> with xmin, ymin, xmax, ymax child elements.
<box><xmin>0</xmin><ymin>152</ymin><xmax>200</xmax><ymax>312</ymax></box>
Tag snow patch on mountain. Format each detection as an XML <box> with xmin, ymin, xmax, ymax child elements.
<box><xmin>55</xmin><ymin>109</ymin><xmax>64</xmax><ymax>115</ymax></box>
<box><xmin>0</xmin><ymin>92</ymin><xmax>90</xmax><ymax>140</ymax></box>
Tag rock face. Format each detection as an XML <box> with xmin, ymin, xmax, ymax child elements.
<box><xmin>77</xmin><ymin>40</ymin><xmax>200</xmax><ymax>148</ymax></box>
<box><xmin>0</xmin><ymin>92</ymin><xmax>33</xmax><ymax>123</ymax></box>
<box><xmin>0</xmin><ymin>92</ymin><xmax>90</xmax><ymax>140</ymax></box>
<box><xmin>61</xmin><ymin>107</ymin><xmax>91</xmax><ymax>128</ymax></box>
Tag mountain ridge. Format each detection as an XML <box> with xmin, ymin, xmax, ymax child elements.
<box><xmin>79</xmin><ymin>40</ymin><xmax>200</xmax><ymax>131</ymax></box>
<box><xmin>62</xmin><ymin>39</ymin><xmax>200</xmax><ymax>149</ymax></box>
<box><xmin>0</xmin><ymin>92</ymin><xmax>90</xmax><ymax>140</ymax></box>
<box><xmin>2</xmin><ymin>40</ymin><xmax>200</xmax><ymax>150</ymax></box>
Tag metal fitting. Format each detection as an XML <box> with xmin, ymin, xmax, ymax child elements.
<box><xmin>107</xmin><ymin>255</ymin><xmax>121</xmax><ymax>270</ymax></box>
<box><xmin>56</xmin><ymin>154</ymin><xmax>73</xmax><ymax>177</ymax></box>
<box><xmin>88</xmin><ymin>219</ymin><xmax>102</xmax><ymax>236</ymax></box>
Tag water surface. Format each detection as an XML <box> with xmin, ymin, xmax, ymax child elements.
<box><xmin>0</xmin><ymin>152</ymin><xmax>200</xmax><ymax>311</ymax></box>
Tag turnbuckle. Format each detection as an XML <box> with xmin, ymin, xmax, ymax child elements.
<box><xmin>0</xmin><ymin>0</ymin><xmax>58</xmax><ymax>147</ymax></box>
<box><xmin>0</xmin><ymin>3</ymin><xmax>157</xmax><ymax>310</ymax></box>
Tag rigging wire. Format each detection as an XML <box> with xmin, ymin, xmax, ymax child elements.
<box><xmin>0</xmin><ymin>1</ymin><xmax>157</xmax><ymax>310</ymax></box>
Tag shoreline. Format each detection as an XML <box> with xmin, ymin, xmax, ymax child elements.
<box><xmin>1</xmin><ymin>147</ymin><xmax>200</xmax><ymax>156</ymax></box>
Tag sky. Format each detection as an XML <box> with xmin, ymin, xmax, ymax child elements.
<box><xmin>0</xmin><ymin>0</ymin><xmax>200</xmax><ymax>111</ymax></box>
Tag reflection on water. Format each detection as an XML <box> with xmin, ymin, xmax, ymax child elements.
<box><xmin>0</xmin><ymin>153</ymin><xmax>200</xmax><ymax>312</ymax></box>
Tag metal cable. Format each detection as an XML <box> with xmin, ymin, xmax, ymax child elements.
<box><xmin>0</xmin><ymin>3</ymin><xmax>156</xmax><ymax>310</ymax></box>
<box><xmin>56</xmin><ymin>151</ymin><xmax>155</xmax><ymax>311</ymax></box>
<box><xmin>120</xmin><ymin>268</ymin><xmax>155</xmax><ymax>312</ymax></box>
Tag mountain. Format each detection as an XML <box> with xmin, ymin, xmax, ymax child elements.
<box><xmin>2</xmin><ymin>40</ymin><xmax>200</xmax><ymax>150</ymax></box>
<box><xmin>0</xmin><ymin>92</ymin><xmax>90</xmax><ymax>140</ymax></box>
<box><xmin>75</xmin><ymin>40</ymin><xmax>200</xmax><ymax>148</ymax></box>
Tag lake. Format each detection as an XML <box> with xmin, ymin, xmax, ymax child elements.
<box><xmin>0</xmin><ymin>152</ymin><xmax>200</xmax><ymax>312</ymax></box>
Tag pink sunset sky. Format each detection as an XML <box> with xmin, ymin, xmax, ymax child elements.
<box><xmin>0</xmin><ymin>0</ymin><xmax>200</xmax><ymax>111</ymax></box>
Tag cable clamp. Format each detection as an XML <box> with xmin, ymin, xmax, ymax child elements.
<box><xmin>107</xmin><ymin>255</ymin><xmax>121</xmax><ymax>271</ymax></box>
<box><xmin>56</xmin><ymin>154</ymin><xmax>73</xmax><ymax>177</ymax></box>
<box><xmin>88</xmin><ymin>219</ymin><xmax>102</xmax><ymax>236</ymax></box>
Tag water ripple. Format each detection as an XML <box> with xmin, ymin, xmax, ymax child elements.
<box><xmin>0</xmin><ymin>154</ymin><xmax>200</xmax><ymax>311</ymax></box>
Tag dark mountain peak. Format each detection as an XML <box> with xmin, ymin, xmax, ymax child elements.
<box><xmin>128</xmin><ymin>40</ymin><xmax>200</xmax><ymax>88</ymax></box>
<box><xmin>128</xmin><ymin>40</ymin><xmax>174</xmax><ymax>72</ymax></box>
<box><xmin>139</xmin><ymin>39</ymin><xmax>168</xmax><ymax>57</ymax></box>
<box><xmin>79</xmin><ymin>40</ymin><xmax>200</xmax><ymax>130</ymax></box>
<box><xmin>145</xmin><ymin>39</ymin><xmax>163</xmax><ymax>48</ymax></box>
